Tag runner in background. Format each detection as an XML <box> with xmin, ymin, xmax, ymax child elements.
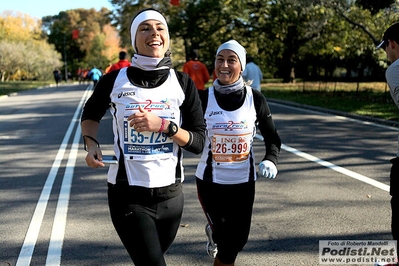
<box><xmin>107</xmin><ymin>51</ymin><xmax>131</xmax><ymax>73</ymax></box>
<box><xmin>183</xmin><ymin>50</ymin><xmax>210</xmax><ymax>90</ymax></box>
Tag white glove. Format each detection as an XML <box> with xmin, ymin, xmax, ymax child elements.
<box><xmin>258</xmin><ymin>160</ymin><xmax>278</xmax><ymax>178</ymax></box>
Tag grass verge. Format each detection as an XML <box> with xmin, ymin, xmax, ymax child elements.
<box><xmin>0</xmin><ymin>81</ymin><xmax>54</xmax><ymax>96</ymax></box>
<box><xmin>262</xmin><ymin>81</ymin><xmax>399</xmax><ymax>122</ymax></box>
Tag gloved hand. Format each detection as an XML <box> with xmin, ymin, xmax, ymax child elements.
<box><xmin>258</xmin><ymin>160</ymin><xmax>278</xmax><ymax>178</ymax></box>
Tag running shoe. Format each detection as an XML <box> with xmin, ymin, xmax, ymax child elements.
<box><xmin>205</xmin><ymin>223</ymin><xmax>218</xmax><ymax>258</ymax></box>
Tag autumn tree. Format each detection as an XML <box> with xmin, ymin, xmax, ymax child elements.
<box><xmin>103</xmin><ymin>24</ymin><xmax>122</xmax><ymax>63</ymax></box>
<box><xmin>42</xmin><ymin>8</ymin><xmax>122</xmax><ymax>77</ymax></box>
<box><xmin>0</xmin><ymin>11</ymin><xmax>62</xmax><ymax>81</ymax></box>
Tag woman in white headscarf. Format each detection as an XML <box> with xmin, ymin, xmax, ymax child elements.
<box><xmin>81</xmin><ymin>8</ymin><xmax>205</xmax><ymax>266</ymax></box>
<box><xmin>195</xmin><ymin>40</ymin><xmax>281</xmax><ymax>266</ymax></box>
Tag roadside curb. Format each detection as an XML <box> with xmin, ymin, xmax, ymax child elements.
<box><xmin>268</xmin><ymin>98</ymin><xmax>399</xmax><ymax>128</ymax></box>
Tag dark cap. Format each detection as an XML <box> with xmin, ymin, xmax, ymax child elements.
<box><xmin>377</xmin><ymin>22</ymin><xmax>399</xmax><ymax>49</ymax></box>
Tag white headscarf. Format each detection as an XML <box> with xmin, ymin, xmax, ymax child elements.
<box><xmin>216</xmin><ymin>40</ymin><xmax>246</xmax><ymax>71</ymax></box>
<box><xmin>214</xmin><ymin>40</ymin><xmax>247</xmax><ymax>94</ymax></box>
<box><xmin>130</xmin><ymin>9</ymin><xmax>169</xmax><ymax>53</ymax></box>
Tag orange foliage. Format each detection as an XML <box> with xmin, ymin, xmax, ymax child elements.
<box><xmin>102</xmin><ymin>24</ymin><xmax>124</xmax><ymax>62</ymax></box>
<box><xmin>0</xmin><ymin>11</ymin><xmax>42</xmax><ymax>42</ymax></box>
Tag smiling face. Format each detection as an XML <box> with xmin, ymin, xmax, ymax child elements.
<box><xmin>215</xmin><ymin>49</ymin><xmax>242</xmax><ymax>85</ymax></box>
<box><xmin>135</xmin><ymin>19</ymin><xmax>169</xmax><ymax>58</ymax></box>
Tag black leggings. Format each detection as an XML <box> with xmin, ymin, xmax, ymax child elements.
<box><xmin>196</xmin><ymin>178</ymin><xmax>255</xmax><ymax>264</ymax></box>
<box><xmin>108</xmin><ymin>183</ymin><xmax>184</xmax><ymax>266</ymax></box>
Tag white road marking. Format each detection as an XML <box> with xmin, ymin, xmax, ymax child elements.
<box><xmin>256</xmin><ymin>108</ymin><xmax>392</xmax><ymax>193</ymax></box>
<box><xmin>281</xmin><ymin>142</ymin><xmax>389</xmax><ymax>192</ymax></box>
<box><xmin>16</xmin><ymin>86</ymin><xmax>92</xmax><ymax>266</ymax></box>
<box><xmin>45</xmin><ymin>124</ymin><xmax>81</xmax><ymax>266</ymax></box>
<box><xmin>266</xmin><ymin>102</ymin><xmax>392</xmax><ymax>192</ymax></box>
<box><xmin>15</xmin><ymin>92</ymin><xmax>392</xmax><ymax>266</ymax></box>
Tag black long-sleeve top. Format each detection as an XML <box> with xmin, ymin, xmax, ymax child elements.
<box><xmin>81</xmin><ymin>66</ymin><xmax>206</xmax><ymax>155</ymax></box>
<box><xmin>198</xmin><ymin>87</ymin><xmax>281</xmax><ymax>165</ymax></box>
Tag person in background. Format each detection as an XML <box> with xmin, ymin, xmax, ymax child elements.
<box><xmin>88</xmin><ymin>66</ymin><xmax>102</xmax><ymax>87</ymax></box>
<box><xmin>53</xmin><ymin>68</ymin><xmax>61</xmax><ymax>86</ymax></box>
<box><xmin>79</xmin><ymin>68</ymin><xmax>89</xmax><ymax>84</ymax></box>
<box><xmin>77</xmin><ymin>67</ymin><xmax>84</xmax><ymax>84</ymax></box>
<box><xmin>242</xmin><ymin>55</ymin><xmax>263</xmax><ymax>92</ymax></box>
<box><xmin>377</xmin><ymin>22</ymin><xmax>399</xmax><ymax>266</ymax></box>
<box><xmin>107</xmin><ymin>51</ymin><xmax>131</xmax><ymax>73</ymax></box>
<box><xmin>195</xmin><ymin>40</ymin><xmax>281</xmax><ymax>266</ymax></box>
<box><xmin>182</xmin><ymin>50</ymin><xmax>210</xmax><ymax>90</ymax></box>
<box><xmin>67</xmin><ymin>71</ymin><xmax>72</xmax><ymax>82</ymax></box>
<box><xmin>80</xmin><ymin>8</ymin><xmax>205</xmax><ymax>266</ymax></box>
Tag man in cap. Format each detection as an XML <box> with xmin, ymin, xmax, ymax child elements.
<box><xmin>377</xmin><ymin>22</ymin><xmax>399</xmax><ymax>265</ymax></box>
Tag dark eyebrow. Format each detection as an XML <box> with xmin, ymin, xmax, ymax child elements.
<box><xmin>139</xmin><ymin>21</ymin><xmax>164</xmax><ymax>27</ymax></box>
<box><xmin>216</xmin><ymin>54</ymin><xmax>238</xmax><ymax>59</ymax></box>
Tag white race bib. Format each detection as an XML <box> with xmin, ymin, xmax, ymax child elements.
<box><xmin>211</xmin><ymin>133</ymin><xmax>251</xmax><ymax>163</ymax></box>
<box><xmin>123</xmin><ymin>113</ymin><xmax>173</xmax><ymax>160</ymax></box>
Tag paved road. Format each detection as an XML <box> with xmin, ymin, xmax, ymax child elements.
<box><xmin>0</xmin><ymin>84</ymin><xmax>395</xmax><ymax>266</ymax></box>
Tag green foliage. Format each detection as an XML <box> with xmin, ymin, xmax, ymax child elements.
<box><xmin>0</xmin><ymin>39</ymin><xmax>63</xmax><ymax>81</ymax></box>
<box><xmin>84</xmin><ymin>34</ymin><xmax>109</xmax><ymax>70</ymax></box>
<box><xmin>168</xmin><ymin>0</ymin><xmax>247</xmax><ymax>69</ymax></box>
<box><xmin>262</xmin><ymin>1</ymin><xmax>333</xmax><ymax>81</ymax></box>
<box><xmin>108</xmin><ymin>0</ymin><xmax>399</xmax><ymax>81</ymax></box>
<box><xmin>356</xmin><ymin>0</ymin><xmax>396</xmax><ymax>15</ymax></box>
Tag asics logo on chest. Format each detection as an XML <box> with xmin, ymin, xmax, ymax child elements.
<box><xmin>118</xmin><ymin>91</ymin><xmax>135</xmax><ymax>98</ymax></box>
<box><xmin>209</xmin><ymin>111</ymin><xmax>223</xmax><ymax>117</ymax></box>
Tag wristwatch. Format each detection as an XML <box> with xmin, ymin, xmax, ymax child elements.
<box><xmin>166</xmin><ymin>121</ymin><xmax>178</xmax><ymax>137</ymax></box>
